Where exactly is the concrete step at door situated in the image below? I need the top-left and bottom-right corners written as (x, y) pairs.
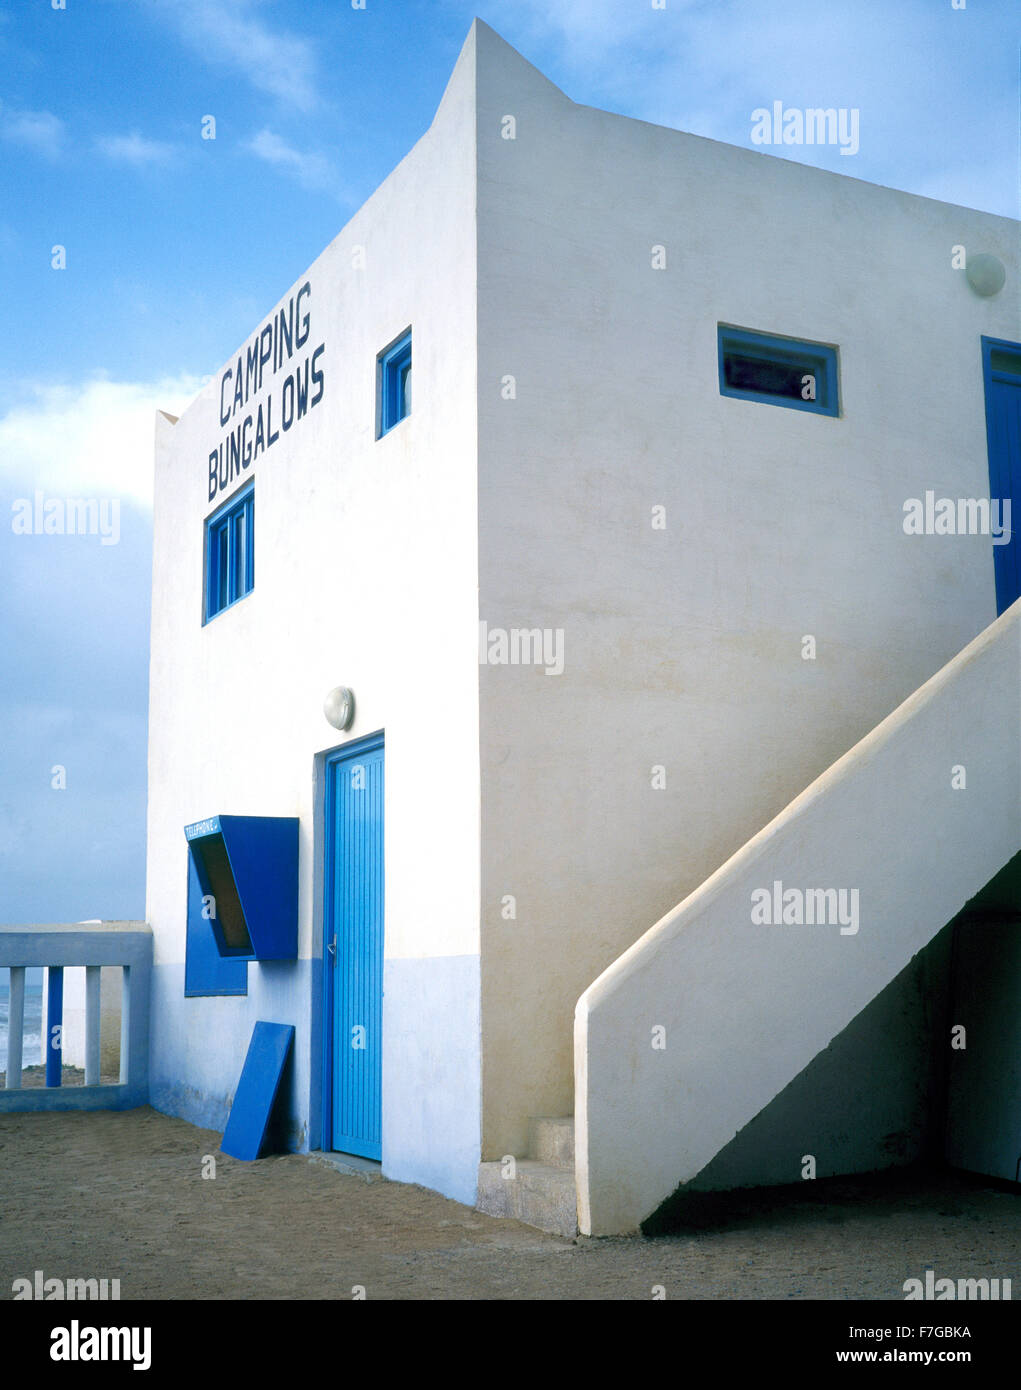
top-left (476, 1158), bottom-right (577, 1237)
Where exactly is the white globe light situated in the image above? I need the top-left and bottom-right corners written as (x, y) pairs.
top-left (323, 686), bottom-right (354, 731)
top-left (966, 253), bottom-right (1006, 297)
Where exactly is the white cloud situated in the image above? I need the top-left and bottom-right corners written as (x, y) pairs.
top-left (506, 0), bottom-right (700, 73)
top-left (0, 102), bottom-right (64, 159)
top-left (0, 374), bottom-right (207, 508)
top-left (97, 132), bottom-right (177, 167)
top-left (486, 0), bottom-right (1014, 217)
top-left (154, 0), bottom-right (319, 114)
top-left (246, 128), bottom-right (339, 194)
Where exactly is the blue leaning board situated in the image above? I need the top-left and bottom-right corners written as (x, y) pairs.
top-left (221, 1022), bottom-right (295, 1161)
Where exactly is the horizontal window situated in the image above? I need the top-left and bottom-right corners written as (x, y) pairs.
top-left (718, 325), bottom-right (839, 416)
top-left (204, 483), bottom-right (253, 623)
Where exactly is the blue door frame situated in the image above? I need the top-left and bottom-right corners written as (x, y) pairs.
top-left (322, 732), bottom-right (384, 1159)
top-left (982, 335), bottom-right (1021, 615)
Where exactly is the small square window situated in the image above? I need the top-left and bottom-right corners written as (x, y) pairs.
top-left (204, 483), bottom-right (253, 622)
top-left (718, 325), bottom-right (839, 417)
top-left (377, 329), bottom-right (412, 437)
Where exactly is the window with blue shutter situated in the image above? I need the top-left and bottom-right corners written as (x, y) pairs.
top-left (204, 482), bottom-right (254, 622)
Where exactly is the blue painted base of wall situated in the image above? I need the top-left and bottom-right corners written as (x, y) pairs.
top-left (381, 955), bottom-right (481, 1206)
top-left (149, 952), bottom-right (481, 1207)
top-left (150, 960), bottom-right (313, 1153)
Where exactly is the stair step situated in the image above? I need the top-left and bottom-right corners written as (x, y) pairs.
top-left (528, 1115), bottom-right (575, 1168)
top-left (477, 1159), bottom-right (577, 1237)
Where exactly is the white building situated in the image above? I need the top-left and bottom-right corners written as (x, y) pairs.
top-left (147, 20), bottom-right (1020, 1236)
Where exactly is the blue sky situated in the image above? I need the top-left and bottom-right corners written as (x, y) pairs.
top-left (0, 0), bottom-right (1018, 923)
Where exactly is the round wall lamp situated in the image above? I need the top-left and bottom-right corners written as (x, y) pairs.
top-left (966, 253), bottom-right (1006, 297)
top-left (323, 686), bottom-right (355, 732)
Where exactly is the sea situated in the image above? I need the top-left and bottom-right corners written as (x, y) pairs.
top-left (0, 973), bottom-right (43, 1071)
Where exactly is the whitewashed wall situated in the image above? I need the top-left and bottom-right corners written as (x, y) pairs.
top-left (472, 22), bottom-right (1019, 1163)
top-left (147, 33), bottom-right (482, 1202)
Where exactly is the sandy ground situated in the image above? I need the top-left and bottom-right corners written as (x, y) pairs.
top-left (0, 1107), bottom-right (1018, 1300)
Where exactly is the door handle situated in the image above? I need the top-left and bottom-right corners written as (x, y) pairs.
top-left (327, 937), bottom-right (337, 958)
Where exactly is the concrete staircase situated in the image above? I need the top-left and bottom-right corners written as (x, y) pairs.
top-left (576, 600), bottom-right (1021, 1234)
top-left (476, 1117), bottom-right (577, 1236)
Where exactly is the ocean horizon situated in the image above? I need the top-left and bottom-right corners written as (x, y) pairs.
top-left (0, 981), bottom-right (44, 1071)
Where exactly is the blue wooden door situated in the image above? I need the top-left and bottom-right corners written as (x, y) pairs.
top-left (325, 735), bottom-right (384, 1159)
top-left (983, 337), bottom-right (1021, 614)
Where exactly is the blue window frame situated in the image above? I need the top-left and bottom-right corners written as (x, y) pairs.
top-left (718, 325), bottom-right (839, 417)
top-left (377, 329), bottom-right (411, 437)
top-left (981, 335), bottom-right (1021, 615)
top-left (204, 482), bottom-right (253, 622)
